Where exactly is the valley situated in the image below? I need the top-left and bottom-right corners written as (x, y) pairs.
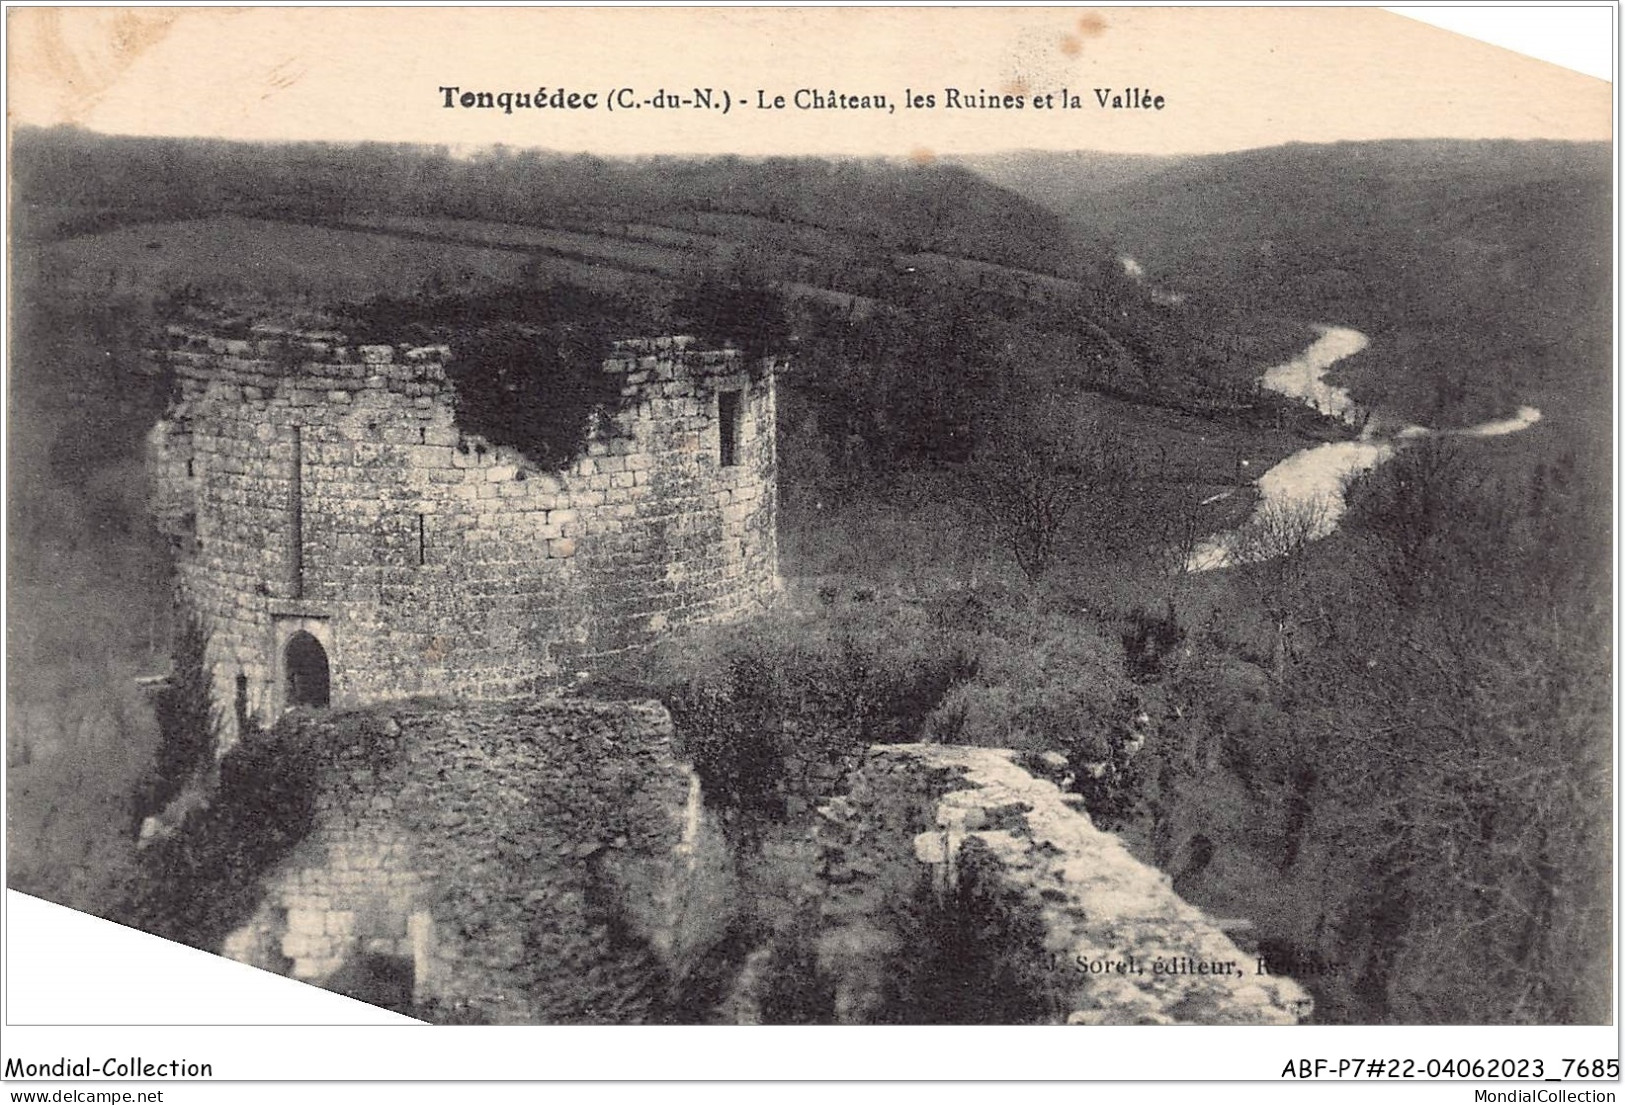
top-left (5, 128), bottom-right (1611, 1026)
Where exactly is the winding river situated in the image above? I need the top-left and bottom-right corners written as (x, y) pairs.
top-left (1111, 256), bottom-right (1543, 571)
top-left (1187, 325), bottom-right (1542, 572)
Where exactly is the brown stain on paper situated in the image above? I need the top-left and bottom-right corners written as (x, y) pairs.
top-left (1059, 12), bottom-right (1107, 59)
top-left (9, 7), bottom-right (184, 126)
top-left (1076, 13), bottom-right (1109, 39)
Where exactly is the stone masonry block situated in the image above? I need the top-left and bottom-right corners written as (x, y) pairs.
top-left (282, 932), bottom-right (334, 961)
top-left (292, 956), bottom-right (342, 981)
top-left (286, 909), bottom-right (327, 936)
top-left (358, 904), bottom-right (409, 939)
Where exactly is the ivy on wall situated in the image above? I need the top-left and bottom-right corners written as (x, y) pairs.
top-left (446, 321), bottom-right (625, 471)
top-left (132, 608), bottom-right (218, 824)
top-left (119, 722), bottom-right (321, 953)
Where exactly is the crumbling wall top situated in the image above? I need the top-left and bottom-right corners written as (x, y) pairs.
top-left (818, 743), bottom-right (1312, 1025)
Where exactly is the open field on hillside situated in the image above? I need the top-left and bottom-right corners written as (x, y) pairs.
top-left (28, 213), bottom-right (540, 304)
top-left (337, 213), bottom-right (698, 275)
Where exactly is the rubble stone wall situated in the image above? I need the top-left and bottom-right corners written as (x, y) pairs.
top-left (221, 698), bottom-right (716, 1024)
top-left (814, 744), bottom-right (1312, 1025)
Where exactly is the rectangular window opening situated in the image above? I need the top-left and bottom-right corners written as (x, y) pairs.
top-left (718, 389), bottom-right (743, 468)
top-left (234, 672), bottom-right (250, 733)
top-left (417, 513), bottom-right (427, 566)
top-left (290, 425), bottom-right (304, 599)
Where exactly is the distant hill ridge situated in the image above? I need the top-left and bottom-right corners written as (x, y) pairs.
top-left (966, 138), bottom-right (1612, 427)
top-left (11, 127), bottom-right (1103, 282)
top-left (969, 138), bottom-right (1610, 316)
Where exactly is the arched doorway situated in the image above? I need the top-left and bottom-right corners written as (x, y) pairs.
top-left (284, 630), bottom-right (331, 708)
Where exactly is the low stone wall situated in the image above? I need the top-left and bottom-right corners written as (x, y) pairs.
top-left (814, 744), bottom-right (1311, 1025)
top-left (220, 697), bottom-right (725, 1024)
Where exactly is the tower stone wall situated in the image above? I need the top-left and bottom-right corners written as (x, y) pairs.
top-left (149, 328), bottom-right (781, 737)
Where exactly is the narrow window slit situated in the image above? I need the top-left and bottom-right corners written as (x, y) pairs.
top-left (234, 672), bottom-right (249, 733)
top-left (290, 426), bottom-right (303, 598)
top-left (718, 390), bottom-right (743, 468)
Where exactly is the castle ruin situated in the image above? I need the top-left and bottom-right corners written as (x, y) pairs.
top-left (141, 318), bottom-right (1309, 1026)
top-left (149, 326), bottom-right (782, 738)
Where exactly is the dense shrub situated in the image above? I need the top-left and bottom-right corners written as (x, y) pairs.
top-left (653, 607), bottom-right (975, 837)
top-left (133, 610), bottom-right (217, 822)
top-left (119, 720), bottom-right (321, 952)
top-left (1121, 602), bottom-right (1187, 683)
top-left (879, 837), bottom-right (1065, 1024)
top-left (349, 280), bottom-right (658, 471)
top-left (1116, 441), bottom-right (1614, 1026)
top-left (447, 321), bottom-right (623, 470)
top-left (671, 272), bottom-right (790, 363)
top-left (924, 603), bottom-right (1134, 757)
top-left (755, 906), bottom-right (839, 1024)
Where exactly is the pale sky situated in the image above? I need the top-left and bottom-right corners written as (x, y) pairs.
top-left (6, 6), bottom-right (1613, 156)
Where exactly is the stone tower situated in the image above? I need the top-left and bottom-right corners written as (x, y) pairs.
top-left (149, 326), bottom-right (781, 739)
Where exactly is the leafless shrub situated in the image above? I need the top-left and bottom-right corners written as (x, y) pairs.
top-left (1225, 495), bottom-right (1334, 677)
top-left (968, 414), bottom-right (1133, 583)
top-left (1227, 494), bottom-right (1333, 569)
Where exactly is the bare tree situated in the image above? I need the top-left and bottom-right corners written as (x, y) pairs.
top-left (1227, 495), bottom-right (1333, 677)
top-left (1148, 487), bottom-right (1214, 588)
top-left (967, 414), bottom-right (1131, 583)
top-left (1228, 494), bottom-right (1331, 567)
